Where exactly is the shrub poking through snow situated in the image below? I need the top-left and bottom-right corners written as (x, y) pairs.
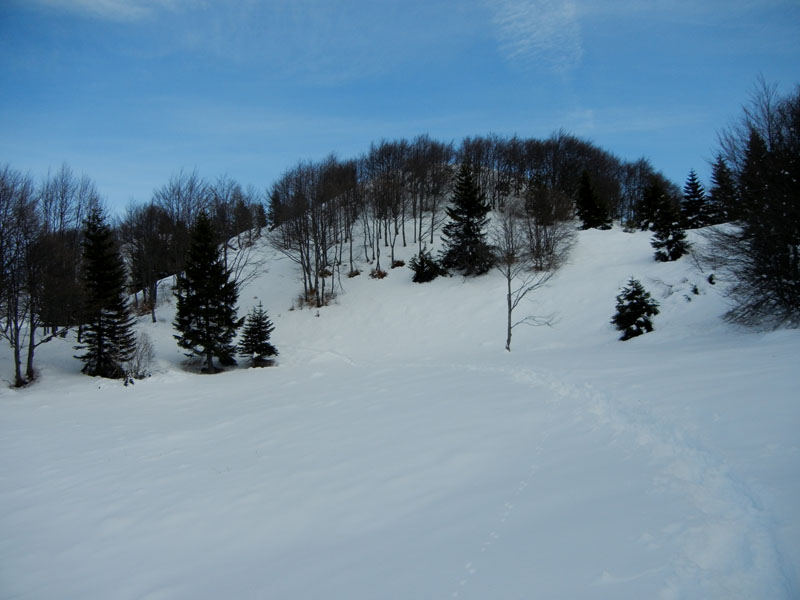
top-left (611, 277), bottom-right (660, 340)
top-left (125, 332), bottom-right (155, 380)
top-left (408, 248), bottom-right (447, 283)
top-left (370, 268), bottom-right (387, 279)
top-left (391, 259), bottom-right (405, 269)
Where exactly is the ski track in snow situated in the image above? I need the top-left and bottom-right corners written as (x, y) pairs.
top-left (426, 361), bottom-right (791, 599)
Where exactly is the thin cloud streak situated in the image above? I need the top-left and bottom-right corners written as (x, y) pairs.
top-left (490, 0), bottom-right (583, 72)
top-left (25, 0), bottom-right (194, 21)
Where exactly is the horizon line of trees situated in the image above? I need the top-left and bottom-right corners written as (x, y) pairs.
top-left (2, 77), bottom-right (799, 385)
top-left (265, 130), bottom-right (695, 307)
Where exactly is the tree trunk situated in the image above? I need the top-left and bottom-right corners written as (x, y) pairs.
top-left (13, 332), bottom-right (25, 387)
top-left (26, 321), bottom-right (36, 382)
top-left (505, 275), bottom-right (513, 352)
top-left (206, 347), bottom-right (215, 373)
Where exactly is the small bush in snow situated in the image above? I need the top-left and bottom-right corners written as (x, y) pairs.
top-left (391, 259), bottom-right (405, 269)
top-left (347, 269), bottom-right (361, 278)
top-left (370, 268), bottom-right (388, 279)
top-left (125, 332), bottom-right (155, 380)
top-left (408, 248), bottom-right (447, 283)
top-left (611, 278), bottom-right (660, 341)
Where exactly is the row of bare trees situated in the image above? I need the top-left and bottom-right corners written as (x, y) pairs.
top-left (267, 132), bottom-right (668, 307)
top-left (118, 170), bottom-right (267, 322)
top-left (1, 164), bottom-right (101, 386)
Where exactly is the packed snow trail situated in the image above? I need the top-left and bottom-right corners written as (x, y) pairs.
top-left (407, 360), bottom-right (794, 599)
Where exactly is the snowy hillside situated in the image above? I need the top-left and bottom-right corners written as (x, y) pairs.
top-left (1, 226), bottom-right (798, 599)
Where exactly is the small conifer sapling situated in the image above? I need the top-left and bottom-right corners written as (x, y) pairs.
top-left (611, 277), bottom-right (660, 341)
top-left (238, 302), bottom-right (278, 367)
top-left (408, 247), bottom-right (447, 283)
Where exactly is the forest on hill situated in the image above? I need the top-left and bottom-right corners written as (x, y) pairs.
top-left (1, 81), bottom-right (798, 385)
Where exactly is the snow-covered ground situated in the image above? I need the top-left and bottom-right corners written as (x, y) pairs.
top-left (1, 226), bottom-right (798, 599)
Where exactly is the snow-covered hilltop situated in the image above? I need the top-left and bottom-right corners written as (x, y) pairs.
top-left (1, 226), bottom-right (798, 599)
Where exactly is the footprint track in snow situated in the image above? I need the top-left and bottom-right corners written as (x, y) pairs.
top-left (450, 460), bottom-right (542, 598)
top-left (431, 361), bottom-right (792, 598)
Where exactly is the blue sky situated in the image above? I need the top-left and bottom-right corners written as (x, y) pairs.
top-left (1, 0), bottom-right (798, 213)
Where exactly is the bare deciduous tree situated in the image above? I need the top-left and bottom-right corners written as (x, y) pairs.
top-left (492, 200), bottom-right (556, 352)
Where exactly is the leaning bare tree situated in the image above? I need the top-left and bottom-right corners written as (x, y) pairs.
top-left (492, 199), bottom-right (556, 351)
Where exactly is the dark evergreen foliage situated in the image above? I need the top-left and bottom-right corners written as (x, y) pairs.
top-left (681, 169), bottom-right (709, 228)
top-left (238, 302), bottom-right (278, 367)
top-left (408, 247), bottom-right (447, 283)
top-left (611, 278), bottom-right (660, 340)
top-left (575, 171), bottom-right (612, 230)
top-left (638, 176), bottom-right (669, 231)
top-left (75, 208), bottom-right (137, 379)
top-left (440, 163), bottom-right (495, 276)
top-left (707, 155), bottom-right (738, 224)
top-left (726, 125), bottom-right (800, 325)
top-left (652, 198), bottom-right (691, 262)
top-left (173, 211), bottom-right (240, 373)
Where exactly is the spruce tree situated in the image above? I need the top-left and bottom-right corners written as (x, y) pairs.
top-left (575, 170), bottom-right (611, 230)
top-left (611, 278), bottom-right (660, 340)
top-left (238, 302), bottom-right (278, 367)
top-left (440, 163), bottom-right (494, 276)
top-left (707, 154), bottom-right (738, 224)
top-left (680, 169), bottom-right (709, 228)
top-left (408, 247), bottom-right (447, 283)
top-left (651, 198), bottom-right (690, 262)
top-left (75, 208), bottom-right (137, 379)
top-left (174, 211), bottom-right (240, 373)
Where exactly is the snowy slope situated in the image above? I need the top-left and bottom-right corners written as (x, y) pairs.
top-left (1, 226), bottom-right (798, 599)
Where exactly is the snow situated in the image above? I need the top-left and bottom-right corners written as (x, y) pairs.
top-left (1, 226), bottom-right (798, 598)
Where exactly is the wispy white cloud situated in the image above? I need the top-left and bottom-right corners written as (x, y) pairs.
top-left (560, 106), bottom-right (710, 137)
top-left (489, 0), bottom-right (583, 72)
top-left (26, 0), bottom-right (193, 22)
top-left (575, 0), bottom-right (790, 19)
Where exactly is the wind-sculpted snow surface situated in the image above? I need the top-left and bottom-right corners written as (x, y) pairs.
top-left (1, 227), bottom-right (797, 598)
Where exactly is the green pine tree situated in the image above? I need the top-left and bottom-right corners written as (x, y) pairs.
top-left (238, 302), bottom-right (278, 367)
top-left (75, 208), bottom-right (137, 379)
top-left (174, 211), bottom-right (240, 373)
top-left (707, 154), bottom-right (738, 224)
top-left (651, 198), bottom-right (691, 262)
top-left (611, 278), bottom-right (660, 340)
top-left (680, 169), bottom-right (709, 228)
top-left (440, 163), bottom-right (495, 276)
